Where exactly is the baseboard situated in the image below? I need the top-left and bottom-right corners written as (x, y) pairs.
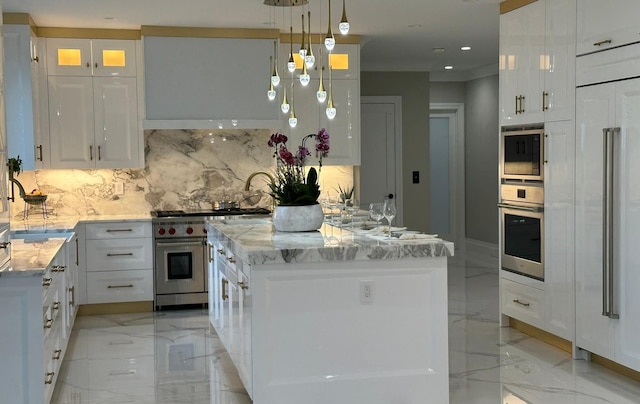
top-left (591, 354), bottom-right (640, 383)
top-left (464, 238), bottom-right (498, 266)
top-left (78, 301), bottom-right (153, 315)
top-left (509, 317), bottom-right (573, 354)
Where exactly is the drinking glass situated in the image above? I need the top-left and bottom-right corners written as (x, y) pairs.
top-left (383, 199), bottom-right (397, 238)
top-left (346, 198), bottom-right (359, 228)
top-left (322, 194), bottom-right (337, 223)
top-left (369, 203), bottom-right (384, 233)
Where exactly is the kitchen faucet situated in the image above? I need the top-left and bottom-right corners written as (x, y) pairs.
top-left (244, 171), bottom-right (275, 208)
top-left (244, 171), bottom-right (274, 191)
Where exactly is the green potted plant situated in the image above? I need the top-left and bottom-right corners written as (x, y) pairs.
top-left (267, 129), bottom-right (330, 231)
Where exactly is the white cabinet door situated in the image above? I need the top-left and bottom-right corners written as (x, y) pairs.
top-left (48, 76), bottom-right (94, 168)
top-left (613, 80), bottom-right (640, 370)
top-left (47, 38), bottom-right (136, 77)
top-left (3, 25), bottom-right (42, 170)
top-left (575, 79), bottom-right (640, 371)
top-left (499, 1), bottom-right (544, 126)
top-left (237, 264), bottom-right (252, 397)
top-left (93, 77), bottom-right (139, 168)
top-left (575, 82), bottom-right (616, 360)
top-left (577, 0), bottom-right (640, 55)
top-left (542, 120), bottom-right (575, 340)
top-left (543, 0), bottom-right (576, 122)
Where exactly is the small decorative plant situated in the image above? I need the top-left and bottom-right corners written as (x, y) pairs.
top-left (336, 184), bottom-right (354, 204)
top-left (8, 155), bottom-right (22, 178)
top-left (267, 129), bottom-right (330, 206)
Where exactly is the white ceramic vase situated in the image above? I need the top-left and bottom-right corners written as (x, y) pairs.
top-left (272, 204), bottom-right (324, 232)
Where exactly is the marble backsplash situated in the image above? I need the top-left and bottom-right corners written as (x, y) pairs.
top-left (10, 129), bottom-right (353, 219)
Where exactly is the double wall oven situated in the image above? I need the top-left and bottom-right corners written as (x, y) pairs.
top-left (499, 128), bottom-right (545, 280)
top-left (152, 208), bottom-right (269, 309)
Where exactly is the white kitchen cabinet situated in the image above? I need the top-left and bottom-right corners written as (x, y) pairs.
top-left (575, 78), bottom-right (640, 371)
top-left (48, 75), bottom-right (140, 168)
top-left (576, 0), bottom-right (640, 56)
top-left (85, 221), bottom-right (153, 304)
top-left (3, 25), bottom-right (50, 169)
top-left (46, 38), bottom-right (137, 77)
top-left (542, 119), bottom-right (575, 340)
top-left (0, 239), bottom-right (74, 404)
top-left (208, 237), bottom-right (252, 397)
top-left (499, 0), bottom-right (575, 126)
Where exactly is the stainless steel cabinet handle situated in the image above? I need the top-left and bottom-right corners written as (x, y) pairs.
top-left (89, 145), bottom-right (93, 161)
top-left (543, 134), bottom-right (548, 164)
top-left (75, 236), bottom-right (79, 266)
top-left (513, 299), bottom-right (530, 307)
top-left (520, 95), bottom-right (525, 113)
top-left (37, 145), bottom-right (43, 161)
top-left (497, 203), bottom-right (543, 213)
top-left (156, 241), bottom-right (202, 248)
top-left (53, 349), bottom-right (62, 360)
top-left (107, 284), bottom-right (134, 289)
top-left (602, 127), bottom-right (620, 320)
top-left (515, 95), bottom-right (519, 114)
top-left (98, 145), bottom-right (102, 161)
top-left (109, 370), bottom-right (136, 376)
top-left (221, 278), bottom-right (229, 301)
top-left (45, 371), bottom-right (55, 385)
top-left (542, 91), bottom-right (549, 111)
top-left (593, 39), bottom-right (612, 47)
top-left (106, 252), bottom-right (133, 257)
top-left (106, 229), bottom-right (133, 232)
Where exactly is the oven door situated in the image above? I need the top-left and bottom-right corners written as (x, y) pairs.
top-left (155, 238), bottom-right (205, 295)
top-left (499, 203), bottom-right (544, 280)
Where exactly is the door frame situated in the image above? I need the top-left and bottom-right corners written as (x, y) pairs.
top-left (429, 102), bottom-right (465, 250)
top-left (359, 96), bottom-right (404, 225)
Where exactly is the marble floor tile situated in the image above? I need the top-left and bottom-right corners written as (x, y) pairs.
top-left (51, 252), bottom-right (640, 403)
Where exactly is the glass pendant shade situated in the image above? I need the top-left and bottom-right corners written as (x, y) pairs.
top-left (339, 0), bottom-right (350, 35)
top-left (281, 87), bottom-right (290, 113)
top-left (317, 67), bottom-right (327, 103)
top-left (288, 26), bottom-right (296, 72)
top-left (271, 41), bottom-right (280, 86)
top-left (267, 81), bottom-right (277, 101)
top-left (289, 108), bottom-right (298, 127)
top-left (325, 0), bottom-right (335, 51)
top-left (326, 65), bottom-right (336, 119)
top-left (299, 63), bottom-right (310, 86)
top-left (304, 12), bottom-right (315, 68)
top-left (299, 14), bottom-right (307, 58)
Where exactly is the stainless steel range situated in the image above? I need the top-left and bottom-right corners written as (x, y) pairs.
top-left (152, 208), bottom-right (269, 309)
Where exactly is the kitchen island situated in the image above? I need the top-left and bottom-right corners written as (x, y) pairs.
top-left (206, 219), bottom-right (454, 404)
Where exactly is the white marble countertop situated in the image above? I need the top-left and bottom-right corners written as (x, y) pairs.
top-left (1, 238), bottom-right (66, 278)
top-left (207, 219), bottom-right (454, 266)
top-left (1, 213), bottom-right (152, 278)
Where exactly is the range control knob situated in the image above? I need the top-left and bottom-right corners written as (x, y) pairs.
top-left (158, 228), bottom-right (166, 235)
top-left (168, 228), bottom-right (176, 235)
top-left (186, 227), bottom-right (194, 235)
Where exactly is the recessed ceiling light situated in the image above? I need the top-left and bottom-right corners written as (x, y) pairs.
top-left (432, 47), bottom-right (446, 53)
top-left (104, 17), bottom-right (116, 20)
top-left (408, 24), bottom-right (422, 28)
top-left (461, 46), bottom-right (472, 51)
top-left (444, 65), bottom-right (454, 70)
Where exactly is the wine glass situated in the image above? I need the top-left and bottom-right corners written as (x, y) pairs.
top-left (369, 203), bottom-right (384, 234)
top-left (345, 198), bottom-right (359, 229)
top-left (383, 199), bottom-right (397, 238)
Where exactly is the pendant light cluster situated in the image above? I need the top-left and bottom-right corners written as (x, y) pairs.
top-left (264, 0), bottom-right (350, 128)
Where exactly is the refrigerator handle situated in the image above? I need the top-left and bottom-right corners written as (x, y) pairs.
top-left (609, 128), bottom-right (621, 319)
top-left (602, 128), bottom-right (610, 317)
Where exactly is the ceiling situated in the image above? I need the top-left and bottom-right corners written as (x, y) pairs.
top-left (1, 0), bottom-right (501, 80)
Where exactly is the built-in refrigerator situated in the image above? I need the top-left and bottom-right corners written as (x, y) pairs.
top-left (575, 43), bottom-right (640, 371)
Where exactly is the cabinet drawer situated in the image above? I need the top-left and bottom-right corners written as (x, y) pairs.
top-left (87, 269), bottom-right (153, 303)
top-left (86, 238), bottom-right (152, 271)
top-left (501, 278), bottom-right (544, 329)
top-left (85, 221), bottom-right (151, 239)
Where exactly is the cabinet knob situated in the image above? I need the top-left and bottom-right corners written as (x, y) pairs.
top-left (45, 371), bottom-right (55, 385)
top-left (86, 62), bottom-right (90, 68)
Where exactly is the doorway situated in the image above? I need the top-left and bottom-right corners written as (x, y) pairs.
top-left (429, 103), bottom-right (465, 249)
top-left (359, 96), bottom-right (403, 225)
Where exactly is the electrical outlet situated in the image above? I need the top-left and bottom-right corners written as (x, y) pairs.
top-left (359, 280), bottom-right (373, 303)
top-left (114, 181), bottom-right (124, 195)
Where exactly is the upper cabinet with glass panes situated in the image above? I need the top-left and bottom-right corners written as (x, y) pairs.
top-left (46, 38), bottom-right (136, 77)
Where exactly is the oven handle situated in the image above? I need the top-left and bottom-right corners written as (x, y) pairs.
top-left (497, 203), bottom-right (543, 213)
top-left (155, 241), bottom-right (204, 248)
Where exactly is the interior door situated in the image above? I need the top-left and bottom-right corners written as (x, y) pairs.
top-left (360, 97), bottom-right (402, 225)
top-left (429, 114), bottom-right (454, 242)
